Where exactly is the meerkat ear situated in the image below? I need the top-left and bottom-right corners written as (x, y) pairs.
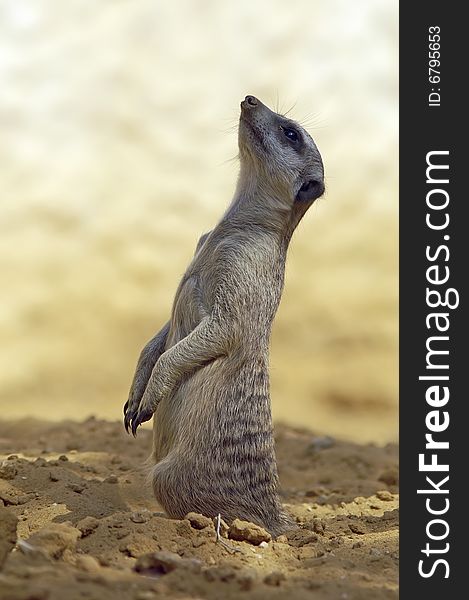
top-left (295, 179), bottom-right (325, 203)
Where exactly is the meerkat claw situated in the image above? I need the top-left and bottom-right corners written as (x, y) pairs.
top-left (124, 412), bottom-right (131, 434)
top-left (123, 402), bottom-right (138, 435)
top-left (131, 405), bottom-right (154, 436)
top-left (123, 399), bottom-right (134, 433)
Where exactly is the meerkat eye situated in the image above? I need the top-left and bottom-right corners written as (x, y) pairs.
top-left (283, 128), bottom-right (299, 143)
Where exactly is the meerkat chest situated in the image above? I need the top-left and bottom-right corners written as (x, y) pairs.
top-left (215, 237), bottom-right (286, 319)
top-left (174, 235), bottom-right (286, 336)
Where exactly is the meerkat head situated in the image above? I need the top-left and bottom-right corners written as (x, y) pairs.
top-left (238, 95), bottom-right (325, 207)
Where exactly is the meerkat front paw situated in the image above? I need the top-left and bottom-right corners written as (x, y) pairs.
top-left (124, 364), bottom-right (153, 434)
top-left (124, 394), bottom-right (152, 437)
top-left (123, 392), bottom-right (142, 435)
top-left (125, 365), bottom-right (174, 436)
top-left (128, 383), bottom-right (168, 436)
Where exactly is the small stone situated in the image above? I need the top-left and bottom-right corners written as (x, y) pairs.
top-left (306, 518), bottom-right (326, 535)
top-left (0, 493), bottom-right (16, 507)
top-left (75, 555), bottom-right (101, 572)
top-left (349, 523), bottom-right (366, 535)
top-left (104, 475), bottom-right (118, 484)
top-left (116, 530), bottom-right (130, 540)
top-left (130, 511), bottom-right (150, 524)
top-left (67, 482), bottom-right (86, 494)
top-left (134, 551), bottom-right (201, 575)
top-left (259, 541), bottom-right (268, 548)
top-left (0, 462), bottom-right (17, 480)
top-left (185, 512), bottom-right (214, 530)
top-left (34, 458), bottom-right (47, 467)
top-left (49, 472), bottom-right (60, 482)
top-left (330, 536), bottom-right (344, 547)
top-left (58, 455), bottom-right (69, 462)
top-left (264, 571), bottom-right (286, 586)
top-left (24, 494), bottom-right (35, 505)
top-left (352, 541), bottom-right (364, 549)
top-left (192, 537), bottom-right (207, 548)
top-left (308, 435), bottom-right (335, 451)
top-left (26, 523), bottom-right (81, 559)
top-left (275, 534), bottom-right (288, 543)
top-left (176, 520), bottom-right (192, 537)
top-left (376, 490), bottom-right (393, 501)
top-left (228, 519), bottom-right (271, 545)
top-left (285, 529), bottom-right (318, 548)
top-left (77, 516), bottom-right (99, 537)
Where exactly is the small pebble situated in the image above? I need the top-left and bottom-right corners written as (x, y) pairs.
top-left (104, 475), bottom-right (118, 484)
top-left (185, 512), bottom-right (214, 530)
top-left (75, 555), bottom-right (101, 573)
top-left (68, 482), bottom-right (86, 494)
top-left (308, 436), bottom-right (335, 451)
top-left (77, 516), bottom-right (99, 537)
top-left (349, 523), bottom-right (366, 535)
top-left (130, 511), bottom-right (150, 524)
top-left (228, 519), bottom-right (271, 545)
top-left (134, 551), bottom-right (201, 575)
top-left (376, 490), bottom-right (393, 501)
top-left (264, 571), bottom-right (285, 586)
top-left (276, 534), bottom-right (288, 543)
top-left (0, 463), bottom-right (17, 480)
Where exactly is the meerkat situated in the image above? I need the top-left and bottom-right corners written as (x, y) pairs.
top-left (124, 95), bottom-right (325, 536)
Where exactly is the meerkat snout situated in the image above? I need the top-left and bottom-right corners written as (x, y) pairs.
top-left (239, 95), bottom-right (325, 205)
top-left (243, 95), bottom-right (258, 107)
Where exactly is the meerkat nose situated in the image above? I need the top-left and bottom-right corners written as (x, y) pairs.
top-left (241, 95), bottom-right (259, 110)
top-left (245, 95), bottom-right (258, 106)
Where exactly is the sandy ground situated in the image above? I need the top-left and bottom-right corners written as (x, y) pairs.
top-left (0, 418), bottom-right (398, 600)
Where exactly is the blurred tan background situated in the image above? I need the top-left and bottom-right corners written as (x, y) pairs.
top-left (0, 0), bottom-right (397, 443)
